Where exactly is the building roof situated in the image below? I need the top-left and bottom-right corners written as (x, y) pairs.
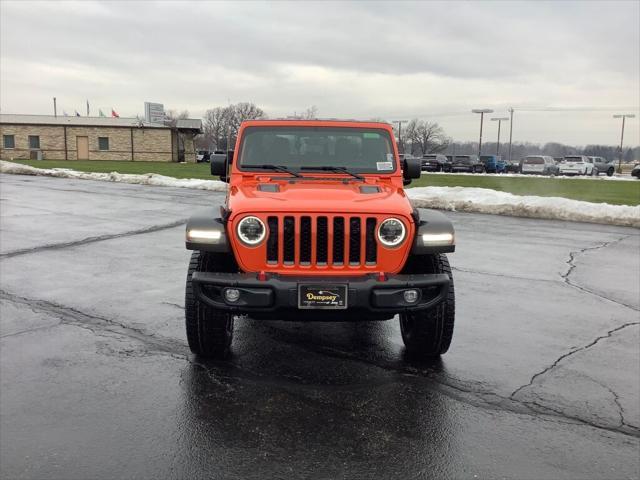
top-left (0, 114), bottom-right (168, 128)
top-left (175, 118), bottom-right (203, 132)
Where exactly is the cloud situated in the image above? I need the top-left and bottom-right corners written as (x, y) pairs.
top-left (1, 0), bottom-right (638, 145)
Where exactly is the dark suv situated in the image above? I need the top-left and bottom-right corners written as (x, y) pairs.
top-left (450, 155), bottom-right (484, 173)
top-left (421, 154), bottom-right (449, 172)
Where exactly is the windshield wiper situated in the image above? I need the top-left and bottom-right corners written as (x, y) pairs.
top-left (243, 164), bottom-right (303, 178)
top-left (300, 166), bottom-right (364, 180)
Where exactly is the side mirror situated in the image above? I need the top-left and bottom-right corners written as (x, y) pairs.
top-left (403, 157), bottom-right (422, 184)
top-left (210, 150), bottom-right (235, 182)
top-left (210, 153), bottom-right (227, 181)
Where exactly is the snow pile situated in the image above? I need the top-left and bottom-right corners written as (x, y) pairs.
top-left (0, 160), bottom-right (228, 192)
top-left (422, 171), bottom-right (637, 181)
top-left (407, 186), bottom-right (640, 228)
top-left (2, 160), bottom-right (638, 227)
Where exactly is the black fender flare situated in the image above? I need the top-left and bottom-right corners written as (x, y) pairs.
top-left (411, 208), bottom-right (455, 254)
top-left (185, 208), bottom-right (230, 252)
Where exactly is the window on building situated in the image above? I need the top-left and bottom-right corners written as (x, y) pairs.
top-left (28, 135), bottom-right (40, 149)
top-left (3, 135), bottom-right (15, 149)
top-left (98, 137), bottom-right (110, 151)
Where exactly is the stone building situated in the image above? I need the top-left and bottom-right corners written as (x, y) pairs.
top-left (0, 114), bottom-right (202, 162)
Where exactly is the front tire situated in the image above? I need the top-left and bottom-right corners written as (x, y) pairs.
top-left (607, 168), bottom-right (614, 177)
top-left (399, 254), bottom-right (455, 357)
top-left (185, 251), bottom-right (238, 359)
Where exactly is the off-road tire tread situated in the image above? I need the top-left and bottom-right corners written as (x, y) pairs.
top-left (400, 254), bottom-right (455, 357)
top-left (185, 251), bottom-right (238, 358)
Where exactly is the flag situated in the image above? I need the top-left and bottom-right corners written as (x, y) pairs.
top-left (99, 109), bottom-right (105, 117)
top-left (111, 109), bottom-right (119, 118)
top-left (63, 111), bottom-right (69, 117)
top-left (75, 110), bottom-right (81, 117)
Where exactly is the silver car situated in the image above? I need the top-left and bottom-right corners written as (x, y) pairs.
top-left (521, 156), bottom-right (559, 175)
top-left (588, 156), bottom-right (616, 177)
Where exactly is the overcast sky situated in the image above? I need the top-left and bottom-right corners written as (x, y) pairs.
top-left (1, 0), bottom-right (639, 146)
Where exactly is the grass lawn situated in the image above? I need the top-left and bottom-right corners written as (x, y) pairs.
top-left (7, 159), bottom-right (640, 206)
top-left (410, 174), bottom-right (640, 206)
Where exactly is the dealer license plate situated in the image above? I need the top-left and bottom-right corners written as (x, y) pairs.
top-left (298, 284), bottom-right (348, 309)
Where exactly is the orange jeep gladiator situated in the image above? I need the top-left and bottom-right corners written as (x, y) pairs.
top-left (185, 119), bottom-right (455, 358)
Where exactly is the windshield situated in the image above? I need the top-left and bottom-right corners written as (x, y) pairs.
top-left (238, 126), bottom-right (396, 173)
top-left (453, 156), bottom-right (473, 164)
top-left (525, 157), bottom-right (544, 164)
top-left (564, 156), bottom-right (584, 163)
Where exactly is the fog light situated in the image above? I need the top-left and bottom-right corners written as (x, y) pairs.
top-left (224, 288), bottom-right (240, 303)
top-left (403, 289), bottom-right (420, 304)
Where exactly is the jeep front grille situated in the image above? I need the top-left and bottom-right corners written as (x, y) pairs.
top-left (266, 215), bottom-right (378, 267)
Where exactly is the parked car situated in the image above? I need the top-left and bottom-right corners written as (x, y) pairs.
top-left (185, 119), bottom-right (456, 358)
top-left (481, 155), bottom-right (507, 173)
top-left (559, 155), bottom-right (595, 176)
top-left (588, 156), bottom-right (615, 177)
top-left (505, 159), bottom-right (521, 173)
top-left (632, 164), bottom-right (640, 179)
top-left (450, 155), bottom-right (484, 173)
top-left (196, 150), bottom-right (211, 163)
top-left (421, 154), bottom-right (449, 172)
top-left (521, 156), bottom-right (559, 175)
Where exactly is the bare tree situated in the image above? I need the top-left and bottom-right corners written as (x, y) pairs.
top-left (404, 119), bottom-right (448, 155)
top-left (290, 106), bottom-right (319, 119)
top-left (164, 109), bottom-right (189, 128)
top-left (202, 102), bottom-right (266, 150)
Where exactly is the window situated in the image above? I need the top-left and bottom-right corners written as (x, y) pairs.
top-left (238, 127), bottom-right (396, 173)
top-left (28, 135), bottom-right (40, 149)
top-left (3, 135), bottom-right (15, 149)
top-left (98, 137), bottom-right (110, 151)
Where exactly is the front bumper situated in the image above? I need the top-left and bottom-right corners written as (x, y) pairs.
top-left (191, 271), bottom-right (450, 321)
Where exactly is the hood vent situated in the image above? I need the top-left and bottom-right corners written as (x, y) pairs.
top-left (258, 184), bottom-right (279, 192)
top-left (359, 186), bottom-right (380, 194)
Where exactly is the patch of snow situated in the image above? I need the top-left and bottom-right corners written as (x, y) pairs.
top-left (407, 186), bottom-right (640, 228)
top-left (0, 160), bottom-right (228, 192)
top-left (421, 171), bottom-right (637, 181)
top-left (2, 160), bottom-right (637, 227)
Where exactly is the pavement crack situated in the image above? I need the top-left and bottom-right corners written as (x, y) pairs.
top-left (0, 322), bottom-right (62, 338)
top-left (0, 289), bottom-right (187, 355)
top-left (560, 235), bottom-right (639, 311)
top-left (0, 219), bottom-right (187, 259)
top-left (509, 321), bottom-right (640, 401)
top-left (451, 266), bottom-right (557, 283)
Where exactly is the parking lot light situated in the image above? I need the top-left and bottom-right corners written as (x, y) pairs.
top-left (472, 109), bottom-right (494, 157)
top-left (491, 117), bottom-right (509, 156)
top-left (613, 114), bottom-right (636, 174)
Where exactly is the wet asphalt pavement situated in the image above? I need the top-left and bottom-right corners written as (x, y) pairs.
top-left (1, 174), bottom-right (639, 480)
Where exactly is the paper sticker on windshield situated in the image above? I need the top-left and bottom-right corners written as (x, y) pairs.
top-left (377, 161), bottom-right (393, 171)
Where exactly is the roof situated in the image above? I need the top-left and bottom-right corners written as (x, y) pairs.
top-left (0, 114), bottom-right (168, 128)
top-left (240, 119), bottom-right (394, 130)
top-left (175, 118), bottom-right (202, 132)
top-left (251, 118), bottom-right (392, 125)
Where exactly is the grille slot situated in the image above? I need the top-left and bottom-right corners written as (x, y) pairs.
top-left (283, 216), bottom-right (295, 264)
top-left (365, 218), bottom-right (377, 264)
top-left (263, 215), bottom-right (378, 268)
top-left (333, 217), bottom-right (345, 265)
top-left (300, 217), bottom-right (312, 264)
top-left (267, 216), bottom-right (278, 263)
top-left (349, 217), bottom-right (361, 265)
top-left (316, 217), bottom-right (328, 264)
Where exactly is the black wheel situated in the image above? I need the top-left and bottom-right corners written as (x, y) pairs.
top-left (185, 251), bottom-right (238, 359)
top-left (399, 254), bottom-right (455, 357)
top-left (607, 168), bottom-right (614, 177)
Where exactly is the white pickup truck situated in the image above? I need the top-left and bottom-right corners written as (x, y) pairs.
top-left (559, 155), bottom-right (595, 176)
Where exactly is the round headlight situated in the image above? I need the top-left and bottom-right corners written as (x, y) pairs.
top-left (237, 216), bottom-right (266, 245)
top-left (377, 218), bottom-right (406, 247)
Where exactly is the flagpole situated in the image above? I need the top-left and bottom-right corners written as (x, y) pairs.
top-left (86, 100), bottom-right (90, 117)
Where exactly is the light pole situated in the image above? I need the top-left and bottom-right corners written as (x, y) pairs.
top-left (393, 120), bottom-right (408, 153)
top-left (491, 117), bottom-right (509, 156)
top-left (507, 107), bottom-right (514, 162)
top-left (613, 114), bottom-right (635, 173)
top-left (472, 109), bottom-right (493, 157)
